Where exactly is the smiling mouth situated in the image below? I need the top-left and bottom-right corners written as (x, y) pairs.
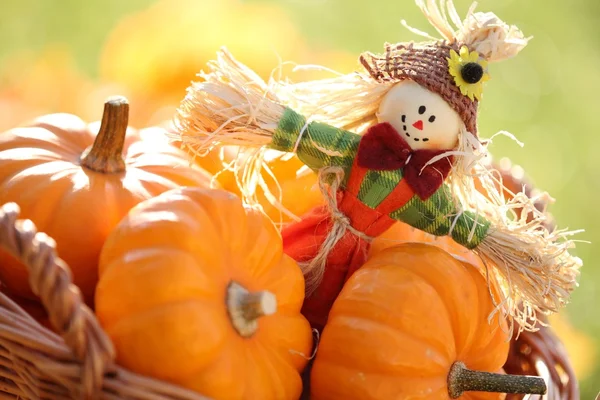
top-left (402, 124), bottom-right (429, 142)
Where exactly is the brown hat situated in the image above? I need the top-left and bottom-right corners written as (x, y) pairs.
top-left (359, 41), bottom-right (479, 136)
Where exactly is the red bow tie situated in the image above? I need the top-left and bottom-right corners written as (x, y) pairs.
top-left (356, 122), bottom-right (454, 200)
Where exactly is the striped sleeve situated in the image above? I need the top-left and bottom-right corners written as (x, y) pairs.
top-left (390, 184), bottom-right (491, 249)
top-left (270, 107), bottom-right (360, 172)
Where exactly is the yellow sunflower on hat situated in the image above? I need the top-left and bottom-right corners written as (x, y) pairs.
top-left (448, 45), bottom-right (490, 101)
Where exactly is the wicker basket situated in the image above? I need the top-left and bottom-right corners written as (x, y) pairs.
top-left (0, 201), bottom-right (579, 399)
top-left (504, 319), bottom-right (579, 400)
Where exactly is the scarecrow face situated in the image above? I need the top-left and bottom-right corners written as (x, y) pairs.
top-left (377, 80), bottom-right (461, 150)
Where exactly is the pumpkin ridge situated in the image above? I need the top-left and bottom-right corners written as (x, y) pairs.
top-left (97, 249), bottom-right (223, 325)
top-left (407, 258), bottom-right (480, 359)
top-left (105, 299), bottom-right (227, 382)
top-left (252, 256), bottom-right (306, 314)
top-left (248, 338), bottom-right (298, 399)
top-left (1, 163), bottom-right (79, 227)
top-left (104, 299), bottom-right (228, 355)
top-left (320, 315), bottom-right (451, 376)
top-left (365, 245), bottom-right (480, 357)
top-left (455, 269), bottom-right (510, 371)
top-left (311, 362), bottom-right (447, 399)
top-left (1, 127), bottom-right (85, 156)
top-left (335, 267), bottom-right (456, 363)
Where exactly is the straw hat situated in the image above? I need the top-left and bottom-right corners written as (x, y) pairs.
top-left (359, 0), bottom-right (531, 136)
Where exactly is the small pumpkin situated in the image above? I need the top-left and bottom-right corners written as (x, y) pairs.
top-left (178, 141), bottom-right (323, 225)
top-left (253, 151), bottom-right (322, 225)
top-left (95, 187), bottom-right (313, 400)
top-left (311, 243), bottom-right (546, 399)
top-left (0, 96), bottom-right (213, 306)
top-left (369, 222), bottom-right (483, 267)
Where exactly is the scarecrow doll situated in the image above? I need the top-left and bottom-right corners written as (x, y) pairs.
top-left (174, 0), bottom-right (582, 333)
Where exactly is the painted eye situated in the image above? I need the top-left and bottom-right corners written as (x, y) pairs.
top-left (429, 115), bottom-right (436, 123)
top-left (418, 105), bottom-right (426, 114)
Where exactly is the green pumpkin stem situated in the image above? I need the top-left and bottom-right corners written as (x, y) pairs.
top-left (226, 281), bottom-right (277, 338)
top-left (447, 361), bottom-right (547, 398)
top-left (80, 96), bottom-right (129, 173)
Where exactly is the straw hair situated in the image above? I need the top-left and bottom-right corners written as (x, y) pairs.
top-left (411, 0), bottom-right (531, 62)
top-left (174, 48), bottom-right (286, 155)
top-left (0, 202), bottom-right (211, 400)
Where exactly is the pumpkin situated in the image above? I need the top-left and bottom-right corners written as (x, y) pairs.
top-left (0, 96), bottom-right (213, 306)
top-left (252, 151), bottom-right (322, 225)
top-left (311, 243), bottom-right (547, 400)
top-left (174, 139), bottom-right (323, 225)
top-left (369, 222), bottom-right (483, 267)
top-left (95, 187), bottom-right (313, 400)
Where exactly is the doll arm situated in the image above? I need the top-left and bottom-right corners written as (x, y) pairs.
top-left (269, 107), bottom-right (361, 172)
top-left (390, 184), bottom-right (491, 249)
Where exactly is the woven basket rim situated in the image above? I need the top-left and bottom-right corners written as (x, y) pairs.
top-left (0, 201), bottom-right (578, 400)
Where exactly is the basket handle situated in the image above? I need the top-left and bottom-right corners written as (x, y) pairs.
top-left (0, 202), bottom-right (115, 398)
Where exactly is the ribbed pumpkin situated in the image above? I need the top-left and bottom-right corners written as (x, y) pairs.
top-left (0, 96), bottom-right (213, 306)
top-left (311, 243), bottom-right (546, 399)
top-left (95, 187), bottom-right (313, 400)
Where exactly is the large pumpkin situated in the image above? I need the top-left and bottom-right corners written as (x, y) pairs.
top-left (95, 187), bottom-right (313, 400)
top-left (0, 96), bottom-right (213, 306)
top-left (369, 221), bottom-right (483, 267)
top-left (311, 243), bottom-right (546, 399)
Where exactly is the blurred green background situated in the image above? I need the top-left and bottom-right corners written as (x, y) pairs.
top-left (1, 0), bottom-right (598, 397)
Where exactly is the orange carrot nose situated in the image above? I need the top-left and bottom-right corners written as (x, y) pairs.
top-left (412, 120), bottom-right (424, 130)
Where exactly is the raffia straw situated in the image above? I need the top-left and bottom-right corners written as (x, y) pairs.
top-left (173, 47), bottom-right (286, 156)
top-left (475, 218), bottom-right (582, 335)
top-left (0, 202), bottom-right (211, 400)
top-left (300, 167), bottom-right (373, 294)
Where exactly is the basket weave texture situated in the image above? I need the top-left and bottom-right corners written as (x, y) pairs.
top-left (0, 201), bottom-right (579, 400)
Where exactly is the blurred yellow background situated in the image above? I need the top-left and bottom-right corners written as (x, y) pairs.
top-left (1, 0), bottom-right (598, 397)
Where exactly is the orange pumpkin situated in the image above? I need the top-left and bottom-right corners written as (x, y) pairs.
top-left (0, 96), bottom-right (213, 306)
top-left (311, 243), bottom-right (546, 399)
top-left (370, 222), bottom-right (483, 267)
top-left (178, 141), bottom-right (323, 225)
top-left (95, 187), bottom-right (313, 400)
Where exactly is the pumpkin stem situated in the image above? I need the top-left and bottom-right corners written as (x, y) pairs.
top-left (447, 361), bottom-right (547, 398)
top-left (226, 281), bottom-right (277, 338)
top-left (80, 96), bottom-right (129, 173)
